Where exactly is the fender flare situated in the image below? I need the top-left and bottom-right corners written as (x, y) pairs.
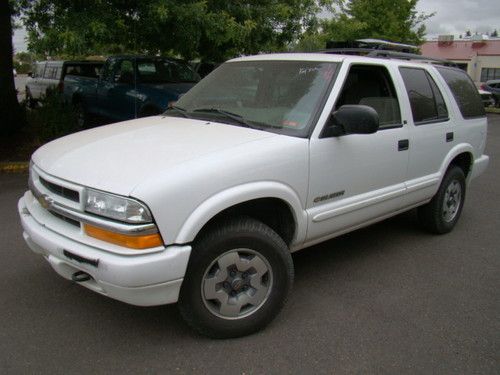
top-left (438, 143), bottom-right (474, 180)
top-left (174, 181), bottom-right (308, 247)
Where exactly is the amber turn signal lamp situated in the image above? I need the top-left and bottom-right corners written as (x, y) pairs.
top-left (84, 224), bottom-right (163, 249)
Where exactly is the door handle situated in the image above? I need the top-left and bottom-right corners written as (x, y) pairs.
top-left (446, 132), bottom-right (454, 142)
top-left (398, 139), bottom-right (409, 151)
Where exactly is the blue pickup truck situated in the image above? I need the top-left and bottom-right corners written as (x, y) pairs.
top-left (63, 55), bottom-right (200, 127)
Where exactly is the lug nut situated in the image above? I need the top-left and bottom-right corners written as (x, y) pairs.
top-left (223, 282), bottom-right (230, 289)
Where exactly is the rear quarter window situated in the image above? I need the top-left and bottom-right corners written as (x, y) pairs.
top-left (399, 67), bottom-right (448, 124)
top-left (436, 67), bottom-right (485, 119)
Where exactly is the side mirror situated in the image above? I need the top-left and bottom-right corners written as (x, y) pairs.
top-left (28, 72), bottom-right (33, 78)
top-left (322, 105), bottom-right (379, 137)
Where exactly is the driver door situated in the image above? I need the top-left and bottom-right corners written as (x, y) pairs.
top-left (97, 58), bottom-right (137, 121)
top-left (306, 63), bottom-right (410, 244)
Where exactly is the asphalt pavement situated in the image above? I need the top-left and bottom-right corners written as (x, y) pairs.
top-left (1, 115), bottom-right (499, 374)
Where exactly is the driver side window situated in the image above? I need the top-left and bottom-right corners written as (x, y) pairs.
top-left (336, 65), bottom-right (402, 129)
top-left (116, 60), bottom-right (134, 84)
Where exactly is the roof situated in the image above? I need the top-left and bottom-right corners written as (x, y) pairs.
top-left (421, 39), bottom-right (500, 60)
top-left (228, 53), bottom-right (452, 72)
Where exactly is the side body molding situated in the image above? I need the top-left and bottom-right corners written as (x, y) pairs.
top-left (174, 181), bottom-right (307, 249)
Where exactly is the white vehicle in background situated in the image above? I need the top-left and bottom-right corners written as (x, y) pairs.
top-left (25, 60), bottom-right (103, 107)
top-left (19, 51), bottom-right (488, 338)
top-left (478, 89), bottom-right (495, 107)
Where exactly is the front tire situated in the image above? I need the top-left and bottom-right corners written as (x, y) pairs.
top-left (178, 217), bottom-right (294, 338)
top-left (25, 88), bottom-right (36, 109)
top-left (73, 101), bottom-right (88, 129)
top-left (418, 166), bottom-right (466, 234)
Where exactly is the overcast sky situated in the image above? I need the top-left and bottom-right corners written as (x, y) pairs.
top-left (416, 0), bottom-right (500, 38)
top-left (12, 0), bottom-right (500, 52)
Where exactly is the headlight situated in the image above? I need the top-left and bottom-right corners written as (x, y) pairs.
top-left (84, 189), bottom-right (153, 224)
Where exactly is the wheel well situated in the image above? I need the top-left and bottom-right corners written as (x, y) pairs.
top-left (449, 152), bottom-right (472, 177)
top-left (196, 198), bottom-right (296, 246)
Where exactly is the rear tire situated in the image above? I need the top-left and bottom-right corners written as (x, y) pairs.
top-left (178, 216), bottom-right (294, 338)
top-left (418, 166), bottom-right (466, 234)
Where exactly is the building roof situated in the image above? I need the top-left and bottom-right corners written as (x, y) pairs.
top-left (421, 39), bottom-right (500, 60)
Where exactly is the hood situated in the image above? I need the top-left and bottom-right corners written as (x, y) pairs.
top-left (33, 116), bottom-right (276, 196)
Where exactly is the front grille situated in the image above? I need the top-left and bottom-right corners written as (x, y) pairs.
top-left (49, 210), bottom-right (80, 227)
top-left (39, 176), bottom-right (80, 203)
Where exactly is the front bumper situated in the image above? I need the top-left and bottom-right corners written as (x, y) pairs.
top-left (18, 195), bottom-right (191, 306)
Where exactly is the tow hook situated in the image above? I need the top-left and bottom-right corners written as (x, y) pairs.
top-left (71, 271), bottom-right (92, 283)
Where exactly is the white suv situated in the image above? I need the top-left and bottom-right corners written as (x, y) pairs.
top-left (18, 53), bottom-right (489, 338)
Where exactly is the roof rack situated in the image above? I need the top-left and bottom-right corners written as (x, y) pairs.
top-left (320, 48), bottom-right (457, 67)
top-left (320, 39), bottom-right (457, 67)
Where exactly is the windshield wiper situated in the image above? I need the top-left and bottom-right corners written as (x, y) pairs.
top-left (164, 105), bottom-right (192, 118)
top-left (191, 108), bottom-right (254, 128)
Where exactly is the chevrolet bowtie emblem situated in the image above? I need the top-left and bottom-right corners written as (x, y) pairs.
top-left (38, 194), bottom-right (53, 210)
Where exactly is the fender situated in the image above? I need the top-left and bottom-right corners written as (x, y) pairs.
top-left (438, 143), bottom-right (474, 182)
top-left (174, 181), bottom-right (308, 248)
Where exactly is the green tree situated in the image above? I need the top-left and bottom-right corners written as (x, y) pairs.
top-left (19, 0), bottom-right (334, 61)
top-left (0, 0), bottom-right (25, 136)
top-left (321, 0), bottom-right (433, 46)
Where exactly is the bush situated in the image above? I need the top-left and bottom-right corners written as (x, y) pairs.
top-left (13, 62), bottom-right (32, 74)
top-left (1, 94), bottom-right (82, 162)
top-left (26, 93), bottom-right (80, 143)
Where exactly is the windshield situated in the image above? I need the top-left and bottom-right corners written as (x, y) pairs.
top-left (137, 59), bottom-right (200, 84)
top-left (168, 60), bottom-right (338, 137)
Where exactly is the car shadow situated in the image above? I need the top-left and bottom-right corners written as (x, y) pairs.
top-left (10, 209), bottom-right (426, 342)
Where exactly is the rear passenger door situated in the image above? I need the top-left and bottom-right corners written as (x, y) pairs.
top-left (396, 66), bottom-right (453, 205)
top-left (30, 63), bottom-right (46, 99)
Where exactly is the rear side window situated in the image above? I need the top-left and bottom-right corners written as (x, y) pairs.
top-left (65, 64), bottom-right (102, 78)
top-left (399, 67), bottom-right (448, 124)
top-left (101, 58), bottom-right (119, 81)
top-left (436, 66), bottom-right (485, 119)
top-left (43, 66), bottom-right (53, 79)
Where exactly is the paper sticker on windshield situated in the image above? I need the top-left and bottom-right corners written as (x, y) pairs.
top-left (282, 120), bottom-right (300, 127)
top-left (322, 67), bottom-right (335, 81)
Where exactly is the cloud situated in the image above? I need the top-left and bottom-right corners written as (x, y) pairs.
top-left (416, 0), bottom-right (500, 37)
